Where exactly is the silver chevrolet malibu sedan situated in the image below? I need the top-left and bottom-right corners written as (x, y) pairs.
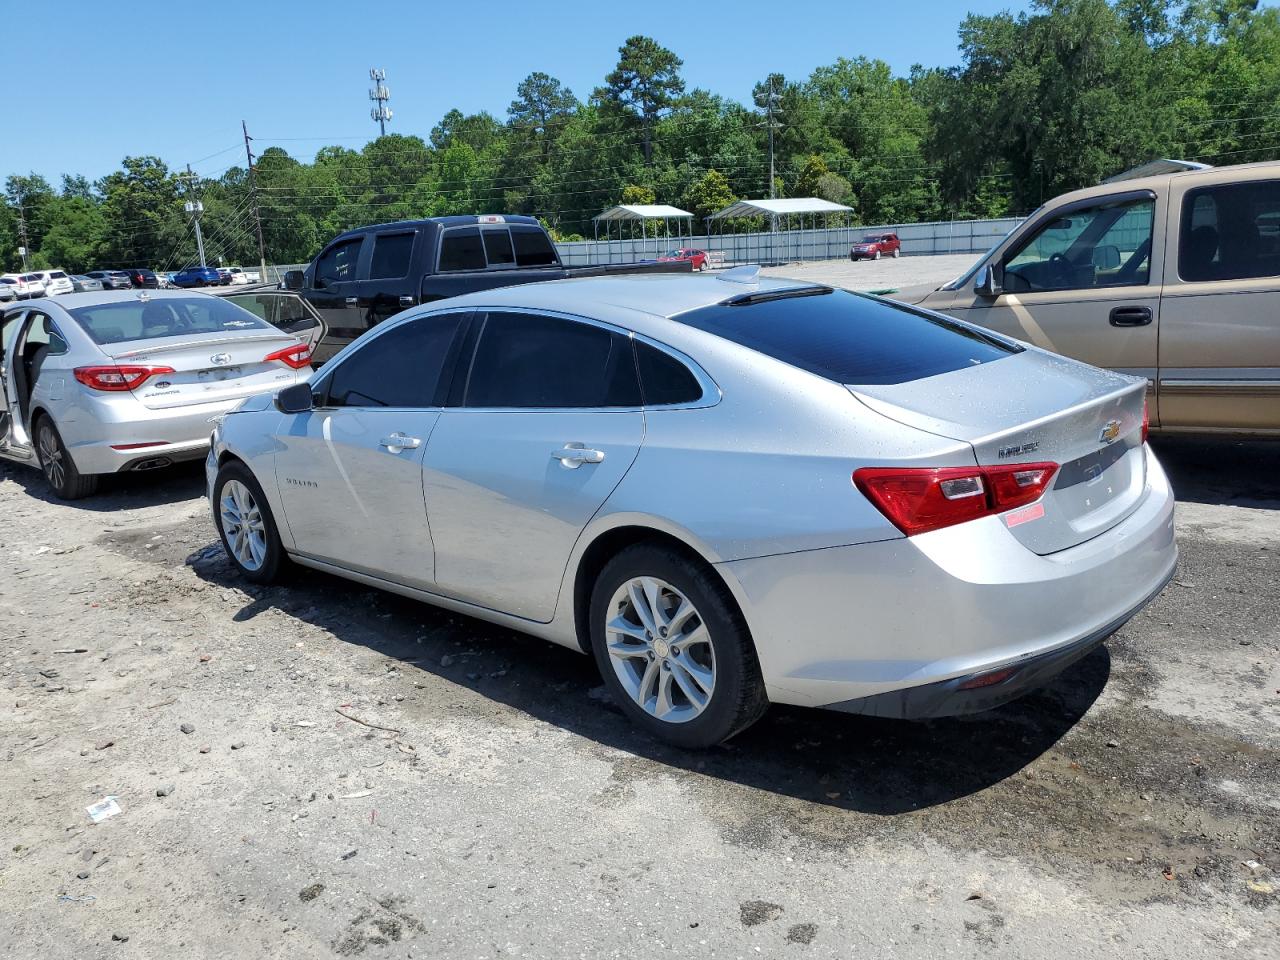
top-left (207, 270), bottom-right (1177, 747)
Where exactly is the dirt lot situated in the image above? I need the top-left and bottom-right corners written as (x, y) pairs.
top-left (1, 441), bottom-right (1278, 955)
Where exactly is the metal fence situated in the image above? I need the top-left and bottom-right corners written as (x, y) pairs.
top-left (261, 216), bottom-right (1026, 277)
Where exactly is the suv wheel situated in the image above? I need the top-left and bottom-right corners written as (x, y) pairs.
top-left (589, 544), bottom-right (768, 748)
top-left (873, 249), bottom-right (882, 260)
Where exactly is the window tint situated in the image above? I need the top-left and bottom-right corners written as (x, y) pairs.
top-left (368, 232), bottom-right (415, 279)
top-left (66, 297), bottom-right (273, 345)
top-left (463, 312), bottom-right (640, 408)
top-left (636, 341), bottom-right (702, 405)
top-left (315, 237), bottom-right (362, 283)
top-left (512, 227), bottom-right (559, 266)
top-left (1004, 198), bottom-right (1154, 292)
top-left (1179, 180), bottom-right (1280, 282)
top-left (438, 228), bottom-right (486, 271)
top-left (677, 288), bottom-right (1017, 386)
top-left (324, 313), bottom-right (463, 408)
top-left (482, 229), bottom-right (515, 267)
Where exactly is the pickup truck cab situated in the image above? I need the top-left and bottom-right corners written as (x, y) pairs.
top-left (895, 160), bottom-right (1280, 435)
top-left (286, 214), bottom-right (687, 363)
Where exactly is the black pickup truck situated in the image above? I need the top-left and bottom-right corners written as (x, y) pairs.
top-left (282, 214), bottom-right (689, 362)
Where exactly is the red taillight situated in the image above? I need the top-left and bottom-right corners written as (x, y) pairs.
top-left (264, 343), bottom-right (311, 369)
top-left (853, 461), bottom-right (1059, 537)
top-left (74, 364), bottom-right (175, 392)
top-left (1141, 399), bottom-right (1150, 444)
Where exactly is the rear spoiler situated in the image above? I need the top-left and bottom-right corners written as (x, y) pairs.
top-left (110, 333), bottom-right (295, 359)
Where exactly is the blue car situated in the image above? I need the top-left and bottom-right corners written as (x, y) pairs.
top-left (172, 266), bottom-right (223, 288)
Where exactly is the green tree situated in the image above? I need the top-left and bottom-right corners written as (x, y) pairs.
top-left (508, 72), bottom-right (577, 159)
top-left (602, 35), bottom-right (686, 164)
top-left (621, 184), bottom-right (656, 205)
top-left (682, 169), bottom-right (736, 224)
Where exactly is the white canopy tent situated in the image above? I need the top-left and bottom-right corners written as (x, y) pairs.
top-left (593, 204), bottom-right (695, 262)
top-left (707, 197), bottom-right (855, 265)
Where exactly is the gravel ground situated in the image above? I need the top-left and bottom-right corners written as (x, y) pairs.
top-left (1, 291), bottom-right (1278, 957)
top-left (762, 253), bottom-right (976, 291)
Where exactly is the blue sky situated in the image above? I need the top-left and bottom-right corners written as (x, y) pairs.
top-left (3, 0), bottom-right (1035, 185)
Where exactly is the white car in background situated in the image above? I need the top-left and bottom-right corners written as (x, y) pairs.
top-left (219, 267), bottom-right (255, 286)
top-left (32, 270), bottom-right (74, 296)
top-left (0, 278), bottom-right (16, 302)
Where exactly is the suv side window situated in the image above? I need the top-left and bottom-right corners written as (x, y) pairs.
top-left (368, 231), bottom-right (416, 279)
top-left (1004, 198), bottom-right (1155, 293)
top-left (323, 312), bottom-right (464, 408)
top-left (438, 228), bottom-right (486, 272)
top-left (1179, 180), bottom-right (1280, 282)
top-left (315, 237), bottom-right (363, 284)
top-left (462, 311), bottom-right (640, 408)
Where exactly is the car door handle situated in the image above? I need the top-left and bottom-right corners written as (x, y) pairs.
top-left (551, 443), bottom-right (605, 467)
top-left (1109, 306), bottom-right (1152, 327)
top-left (379, 433), bottom-right (422, 453)
top-left (345, 297), bottom-right (358, 305)
top-left (398, 295), bottom-right (413, 306)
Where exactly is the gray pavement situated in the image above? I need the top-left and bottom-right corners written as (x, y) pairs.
top-left (763, 253), bottom-right (977, 291)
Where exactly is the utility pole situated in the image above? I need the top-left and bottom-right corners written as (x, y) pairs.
top-left (758, 76), bottom-right (782, 200)
top-left (15, 186), bottom-right (30, 271)
top-left (183, 164), bottom-right (208, 267)
top-left (369, 68), bottom-right (392, 136)
top-left (242, 120), bottom-right (269, 283)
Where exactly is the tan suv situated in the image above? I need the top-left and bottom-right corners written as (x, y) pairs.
top-left (894, 161), bottom-right (1280, 434)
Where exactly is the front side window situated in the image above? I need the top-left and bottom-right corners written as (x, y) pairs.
top-left (368, 232), bottom-right (415, 279)
top-left (462, 312), bottom-right (640, 408)
top-left (1179, 180), bottom-right (1280, 282)
top-left (438, 228), bottom-right (486, 272)
top-left (323, 312), bottom-right (464, 408)
top-left (1004, 198), bottom-right (1155, 293)
top-left (314, 237), bottom-right (363, 284)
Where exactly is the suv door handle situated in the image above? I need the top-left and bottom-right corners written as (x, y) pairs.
top-left (398, 295), bottom-right (414, 306)
top-left (345, 297), bottom-right (358, 305)
top-left (379, 433), bottom-right (422, 453)
top-left (1109, 306), bottom-right (1152, 327)
top-left (551, 443), bottom-right (605, 467)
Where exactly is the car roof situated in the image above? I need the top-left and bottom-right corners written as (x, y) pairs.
top-left (1048, 159), bottom-right (1280, 207)
top-left (426, 270), bottom-right (823, 330)
top-left (330, 214), bottom-right (542, 244)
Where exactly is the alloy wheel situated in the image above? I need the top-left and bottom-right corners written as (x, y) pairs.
top-left (605, 576), bottom-right (716, 723)
top-left (37, 424), bottom-right (65, 490)
top-left (219, 479), bottom-right (268, 571)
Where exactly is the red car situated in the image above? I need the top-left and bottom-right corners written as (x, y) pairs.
top-left (658, 248), bottom-right (709, 271)
top-left (849, 233), bottom-right (901, 261)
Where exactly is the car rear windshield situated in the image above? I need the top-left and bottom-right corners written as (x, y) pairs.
top-left (676, 288), bottom-right (1018, 385)
top-left (66, 297), bottom-right (274, 345)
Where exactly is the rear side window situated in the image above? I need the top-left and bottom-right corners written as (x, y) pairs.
top-left (324, 312), bottom-right (464, 408)
top-left (462, 311), bottom-right (640, 408)
top-left (315, 237), bottom-right (362, 283)
top-left (482, 229), bottom-right (515, 267)
top-left (676, 288), bottom-right (1017, 386)
top-left (512, 227), bottom-right (558, 266)
top-left (66, 297), bottom-right (274, 344)
top-left (439, 228), bottom-right (486, 272)
top-left (1179, 180), bottom-right (1280, 282)
top-left (636, 341), bottom-right (702, 405)
top-left (368, 232), bottom-right (415, 279)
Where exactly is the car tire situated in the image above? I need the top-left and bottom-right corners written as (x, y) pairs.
top-left (35, 416), bottom-right (98, 500)
top-left (589, 543), bottom-right (768, 748)
top-left (893, 248), bottom-right (900, 258)
top-left (212, 460), bottom-right (288, 584)
top-left (874, 250), bottom-right (882, 260)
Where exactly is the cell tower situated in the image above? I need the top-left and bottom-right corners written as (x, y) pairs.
top-left (369, 68), bottom-right (392, 136)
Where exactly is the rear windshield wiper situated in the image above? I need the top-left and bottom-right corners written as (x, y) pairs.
top-left (722, 285), bottom-right (833, 307)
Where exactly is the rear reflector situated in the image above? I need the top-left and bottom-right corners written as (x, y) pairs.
top-left (1141, 398), bottom-right (1150, 444)
top-left (74, 364), bottom-right (176, 392)
top-left (957, 667), bottom-right (1018, 690)
top-left (264, 343), bottom-right (312, 369)
top-left (854, 461), bottom-right (1059, 536)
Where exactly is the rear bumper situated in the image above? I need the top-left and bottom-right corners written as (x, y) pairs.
top-left (720, 446), bottom-right (1177, 713)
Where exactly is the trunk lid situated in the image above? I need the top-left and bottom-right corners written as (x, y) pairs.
top-left (849, 350), bottom-right (1148, 554)
top-left (107, 332), bottom-right (304, 410)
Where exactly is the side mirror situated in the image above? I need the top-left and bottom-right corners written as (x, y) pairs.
top-left (284, 270), bottom-right (304, 291)
top-left (974, 262), bottom-right (1004, 298)
top-left (275, 381), bottom-right (314, 414)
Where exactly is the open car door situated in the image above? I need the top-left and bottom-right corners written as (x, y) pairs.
top-left (221, 291), bottom-right (326, 362)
